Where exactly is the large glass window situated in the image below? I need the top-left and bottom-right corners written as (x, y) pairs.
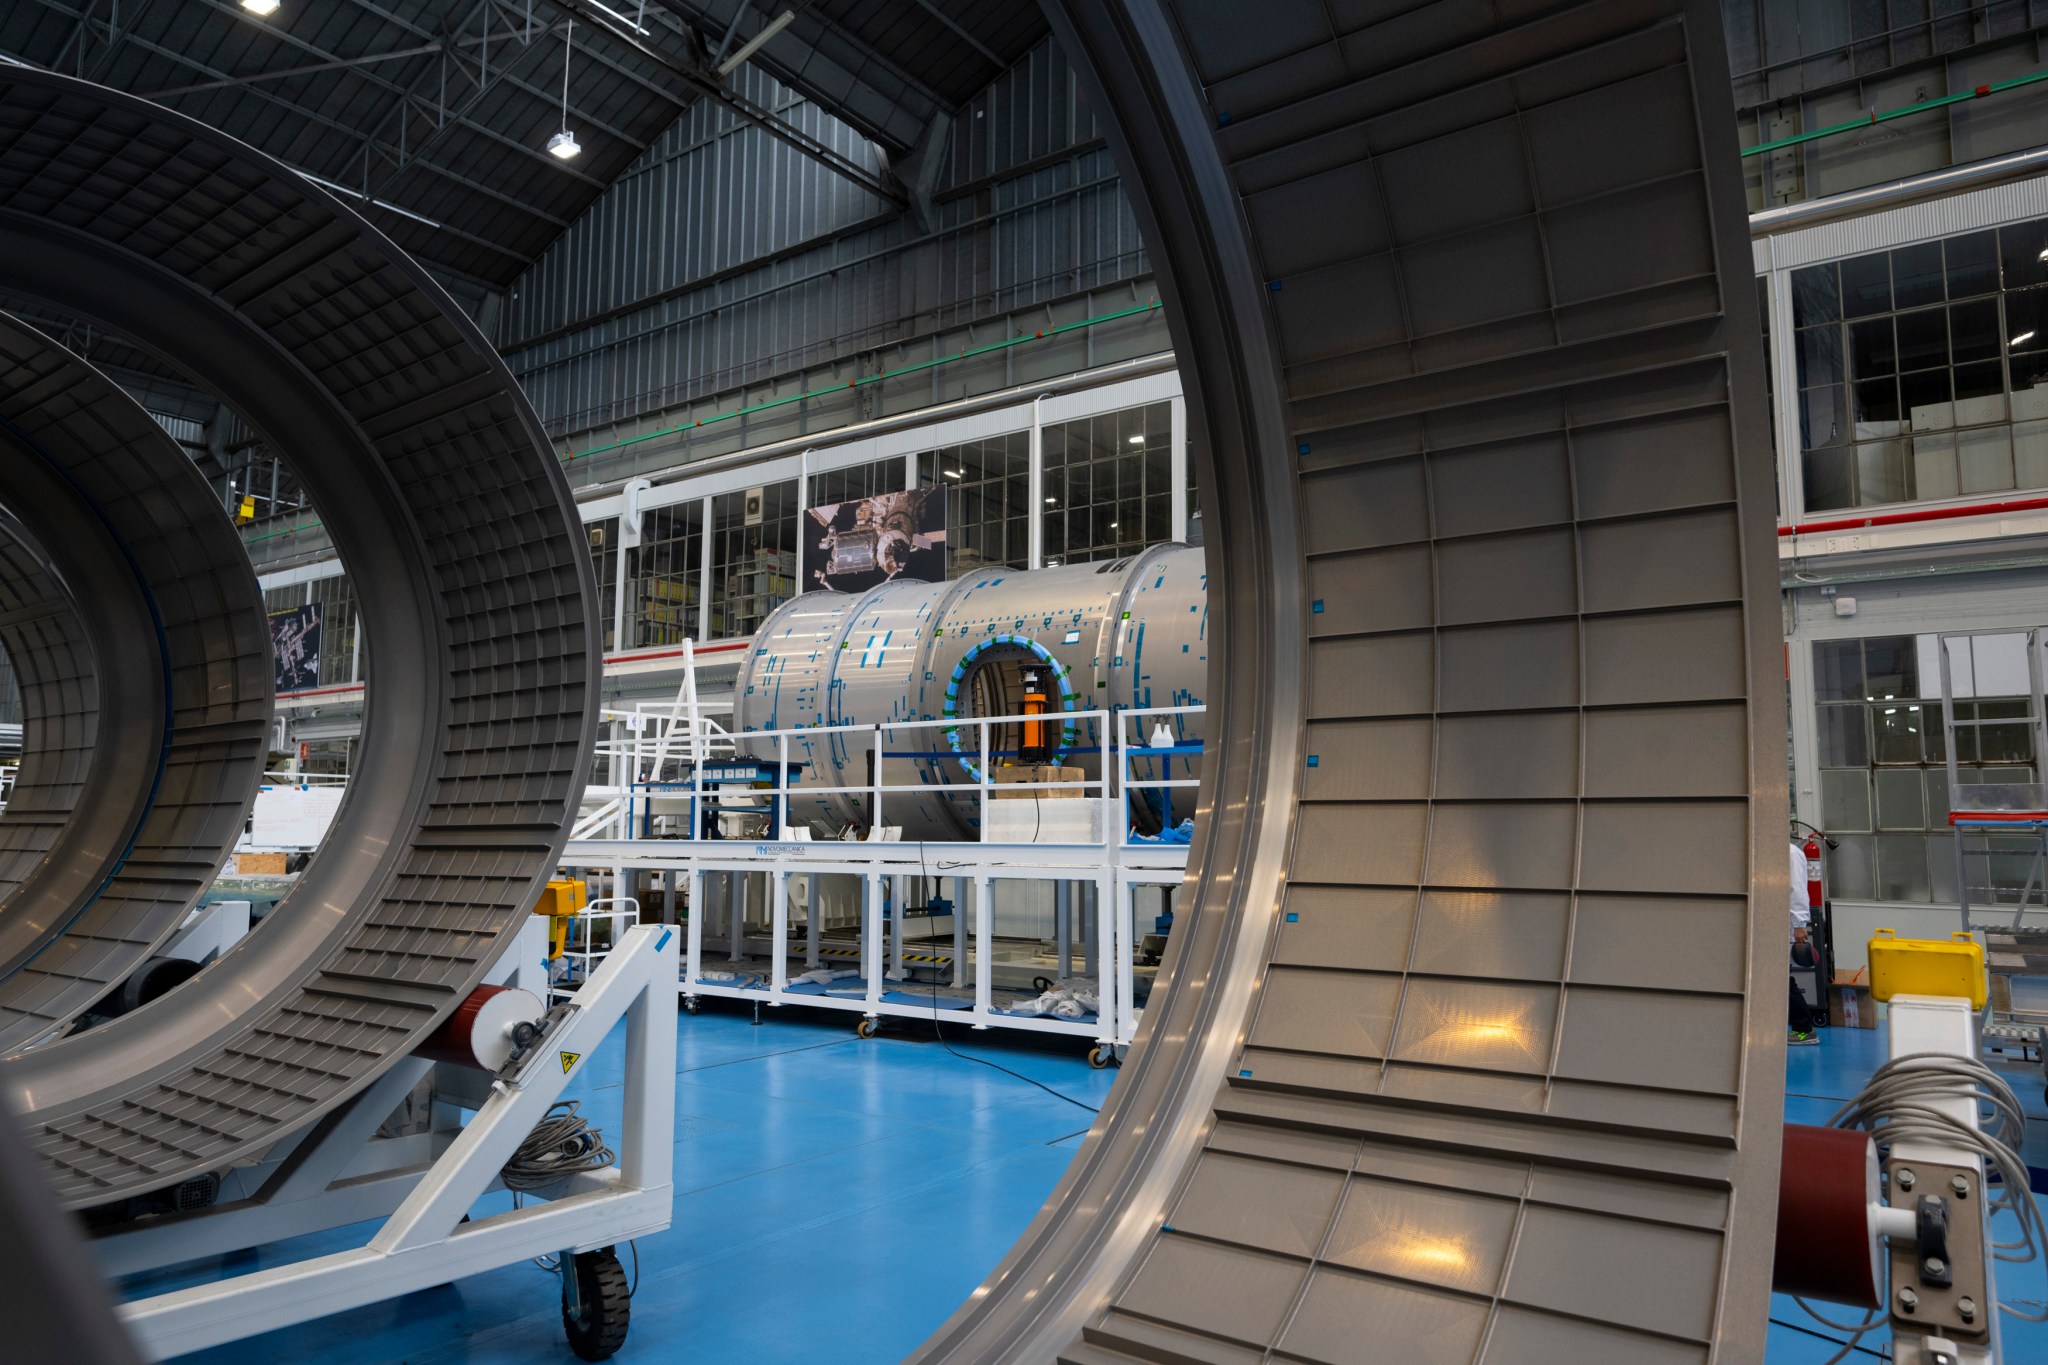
top-left (307, 574), bottom-right (358, 685)
top-left (917, 433), bottom-right (1028, 577)
top-left (1813, 633), bottom-right (2037, 905)
top-left (627, 505), bottom-right (701, 648)
top-left (588, 517), bottom-right (619, 652)
top-left (1793, 222), bottom-right (2048, 511)
top-left (710, 482), bottom-right (797, 639)
top-left (810, 456), bottom-right (908, 508)
top-left (1041, 402), bottom-right (1172, 566)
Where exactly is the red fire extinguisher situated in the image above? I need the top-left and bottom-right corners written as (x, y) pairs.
top-left (1802, 833), bottom-right (1825, 913)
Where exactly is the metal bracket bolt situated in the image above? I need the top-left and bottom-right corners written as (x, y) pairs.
top-left (1897, 1286), bottom-right (1919, 1312)
top-left (1924, 1256), bottom-right (1947, 1277)
top-left (1958, 1296), bottom-right (1977, 1322)
top-left (1950, 1174), bottom-right (1970, 1199)
top-left (1896, 1167), bottom-right (1917, 1191)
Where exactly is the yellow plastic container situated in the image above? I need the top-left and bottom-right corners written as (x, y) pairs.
top-left (1868, 928), bottom-right (1987, 1009)
top-left (534, 877), bottom-right (588, 956)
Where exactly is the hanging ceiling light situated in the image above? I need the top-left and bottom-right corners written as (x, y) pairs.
top-left (240, 0), bottom-right (282, 14)
top-left (548, 20), bottom-right (582, 160)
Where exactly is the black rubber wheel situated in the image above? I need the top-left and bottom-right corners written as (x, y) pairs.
top-left (562, 1246), bottom-right (631, 1361)
top-left (855, 1017), bottom-right (880, 1040)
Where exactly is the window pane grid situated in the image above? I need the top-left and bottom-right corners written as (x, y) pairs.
top-left (627, 507), bottom-right (700, 649)
top-left (1794, 222), bottom-right (2048, 511)
top-left (1041, 401), bottom-right (1172, 567)
top-left (1811, 634), bottom-right (2040, 905)
top-left (917, 433), bottom-right (1028, 577)
top-left (710, 483), bottom-right (797, 639)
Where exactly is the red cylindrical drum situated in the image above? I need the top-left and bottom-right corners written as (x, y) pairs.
top-left (1774, 1123), bottom-right (1882, 1306)
top-left (416, 984), bottom-right (544, 1071)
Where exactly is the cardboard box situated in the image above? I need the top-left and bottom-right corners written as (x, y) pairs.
top-left (991, 764), bottom-right (1086, 799)
top-left (1829, 967), bottom-right (1876, 1029)
top-left (234, 851), bottom-right (289, 876)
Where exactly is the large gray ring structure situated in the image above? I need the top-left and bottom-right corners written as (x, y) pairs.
top-left (0, 69), bottom-right (599, 1209)
top-left (915, 2), bottom-right (1789, 1362)
top-left (0, 315), bottom-right (271, 1052)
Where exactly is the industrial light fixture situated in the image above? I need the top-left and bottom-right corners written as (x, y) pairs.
top-left (548, 21), bottom-right (582, 161)
top-left (943, 469), bottom-right (961, 480)
top-left (240, 0), bottom-right (281, 14)
top-left (718, 9), bottom-right (796, 76)
top-left (2015, 330), bottom-right (2037, 347)
top-left (1126, 433), bottom-right (1145, 445)
top-left (1045, 496), bottom-right (1057, 504)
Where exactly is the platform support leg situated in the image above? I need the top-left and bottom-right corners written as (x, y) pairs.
top-left (769, 869), bottom-right (789, 995)
top-left (973, 874), bottom-right (994, 1030)
top-left (952, 875), bottom-right (966, 989)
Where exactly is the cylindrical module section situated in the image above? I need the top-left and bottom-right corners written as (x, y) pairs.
top-left (734, 545), bottom-right (1207, 840)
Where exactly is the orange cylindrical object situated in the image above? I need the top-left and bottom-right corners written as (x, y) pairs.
top-left (417, 984), bottom-right (517, 1070)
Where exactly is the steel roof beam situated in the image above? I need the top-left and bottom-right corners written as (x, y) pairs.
top-left (550, 0), bottom-right (906, 205)
top-left (659, 0), bottom-right (940, 150)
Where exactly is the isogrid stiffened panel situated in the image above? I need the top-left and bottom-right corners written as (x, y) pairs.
top-left (1079, 3), bottom-right (1780, 1362)
top-left (0, 71), bottom-right (597, 1206)
top-left (0, 316), bottom-right (272, 1050)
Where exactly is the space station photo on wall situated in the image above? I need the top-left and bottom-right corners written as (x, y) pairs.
top-left (801, 486), bottom-right (945, 593)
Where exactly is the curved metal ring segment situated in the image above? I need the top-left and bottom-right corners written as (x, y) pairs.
top-left (0, 69), bottom-right (599, 1209)
top-left (915, 1), bottom-right (1788, 1360)
top-left (0, 314), bottom-right (271, 1052)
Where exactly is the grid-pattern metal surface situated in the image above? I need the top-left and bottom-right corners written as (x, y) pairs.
top-left (0, 317), bottom-right (272, 1049)
top-left (914, 2), bottom-right (1786, 1362)
top-left (0, 520), bottom-right (97, 914)
top-left (0, 69), bottom-right (597, 1207)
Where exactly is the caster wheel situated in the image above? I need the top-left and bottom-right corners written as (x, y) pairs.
top-left (1088, 1044), bottom-right (1116, 1070)
top-left (684, 997), bottom-right (700, 1015)
top-left (1032, 975), bottom-right (1056, 994)
top-left (855, 1017), bottom-right (880, 1040)
top-left (562, 1246), bottom-right (631, 1361)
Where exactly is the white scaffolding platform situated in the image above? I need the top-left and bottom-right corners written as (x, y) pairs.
top-left (561, 701), bottom-right (1202, 1056)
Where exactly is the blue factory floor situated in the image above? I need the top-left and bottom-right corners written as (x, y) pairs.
top-left (129, 1007), bottom-right (2048, 1363)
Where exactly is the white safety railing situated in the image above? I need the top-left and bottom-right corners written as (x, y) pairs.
top-left (549, 896), bottom-right (640, 1005)
top-left (1114, 703), bottom-right (1206, 850)
top-left (575, 701), bottom-right (1208, 850)
top-left (260, 770), bottom-right (349, 786)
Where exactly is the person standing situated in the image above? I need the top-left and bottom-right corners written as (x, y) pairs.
top-left (1789, 840), bottom-right (1819, 1046)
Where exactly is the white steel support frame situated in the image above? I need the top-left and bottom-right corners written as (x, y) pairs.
top-left (114, 924), bottom-right (680, 1362)
top-left (569, 702), bottom-right (1201, 1049)
top-left (1884, 995), bottom-right (2002, 1365)
top-left (639, 844), bottom-right (1135, 1045)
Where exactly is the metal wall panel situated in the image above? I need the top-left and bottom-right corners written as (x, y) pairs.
top-left (500, 43), bottom-right (1152, 449)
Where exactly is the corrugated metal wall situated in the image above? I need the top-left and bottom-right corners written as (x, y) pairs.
top-left (500, 40), bottom-right (1153, 446)
top-left (1723, 0), bottom-right (2048, 209)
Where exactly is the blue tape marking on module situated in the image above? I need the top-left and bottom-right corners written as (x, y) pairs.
top-left (1285, 912), bottom-right (1298, 922)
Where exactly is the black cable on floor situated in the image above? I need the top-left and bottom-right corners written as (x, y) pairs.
top-left (1766, 1316), bottom-right (1889, 1360)
top-left (909, 849), bottom-right (1101, 1116)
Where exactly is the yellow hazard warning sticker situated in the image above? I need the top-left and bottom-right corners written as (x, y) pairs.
top-left (560, 1051), bottom-right (580, 1074)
